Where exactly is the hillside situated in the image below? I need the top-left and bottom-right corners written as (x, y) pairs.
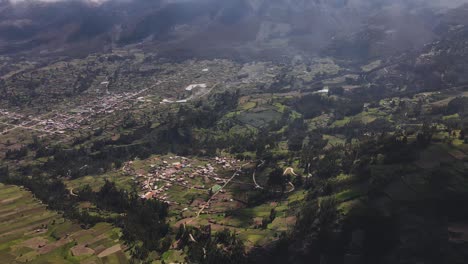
top-left (0, 183), bottom-right (129, 263)
top-left (1, 0), bottom-right (468, 264)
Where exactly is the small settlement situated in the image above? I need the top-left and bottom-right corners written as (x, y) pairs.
top-left (121, 156), bottom-right (240, 206)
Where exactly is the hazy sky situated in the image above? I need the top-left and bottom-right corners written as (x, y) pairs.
top-left (6, 0), bottom-right (468, 11)
top-left (7, 0), bottom-right (108, 3)
top-left (6, 0), bottom-right (468, 4)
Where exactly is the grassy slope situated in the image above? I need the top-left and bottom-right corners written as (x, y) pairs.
top-left (0, 184), bottom-right (129, 263)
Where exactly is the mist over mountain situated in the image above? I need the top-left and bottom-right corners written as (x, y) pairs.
top-left (1, 0), bottom-right (467, 60)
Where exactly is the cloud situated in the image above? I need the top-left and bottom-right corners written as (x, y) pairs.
top-left (7, 0), bottom-right (109, 4)
top-left (430, 0), bottom-right (468, 8)
top-left (6, 0), bottom-right (468, 9)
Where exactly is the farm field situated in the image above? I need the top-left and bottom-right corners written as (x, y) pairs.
top-left (0, 183), bottom-right (129, 264)
top-left (65, 154), bottom-right (307, 250)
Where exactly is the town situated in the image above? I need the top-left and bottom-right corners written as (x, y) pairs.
top-left (0, 88), bottom-right (151, 136)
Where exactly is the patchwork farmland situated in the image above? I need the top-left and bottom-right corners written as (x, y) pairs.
top-left (0, 183), bottom-right (129, 263)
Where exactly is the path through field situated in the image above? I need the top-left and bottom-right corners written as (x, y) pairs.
top-left (187, 162), bottom-right (249, 224)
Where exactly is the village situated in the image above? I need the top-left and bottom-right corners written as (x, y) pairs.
top-left (120, 155), bottom-right (246, 214)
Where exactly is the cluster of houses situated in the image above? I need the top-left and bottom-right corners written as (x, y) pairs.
top-left (121, 156), bottom-right (240, 205)
top-left (38, 114), bottom-right (81, 133)
top-left (0, 108), bottom-right (24, 121)
top-left (0, 89), bottom-right (147, 136)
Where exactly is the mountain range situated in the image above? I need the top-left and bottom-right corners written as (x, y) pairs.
top-left (1, 0), bottom-right (467, 61)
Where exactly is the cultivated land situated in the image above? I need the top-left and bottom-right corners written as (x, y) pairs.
top-left (65, 153), bottom-right (306, 250)
top-left (0, 183), bottom-right (129, 263)
top-left (1, 40), bottom-right (468, 262)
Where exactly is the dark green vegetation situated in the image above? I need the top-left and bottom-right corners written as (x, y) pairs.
top-left (2, 50), bottom-right (468, 263)
top-left (2, 1), bottom-right (468, 263)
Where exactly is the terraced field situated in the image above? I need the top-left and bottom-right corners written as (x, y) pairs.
top-left (0, 183), bottom-right (129, 263)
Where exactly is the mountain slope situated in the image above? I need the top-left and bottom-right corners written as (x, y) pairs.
top-left (0, 0), bottom-right (465, 60)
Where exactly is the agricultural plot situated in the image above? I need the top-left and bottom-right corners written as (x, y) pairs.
top-left (73, 153), bottom-right (306, 249)
top-left (0, 184), bottom-right (129, 263)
